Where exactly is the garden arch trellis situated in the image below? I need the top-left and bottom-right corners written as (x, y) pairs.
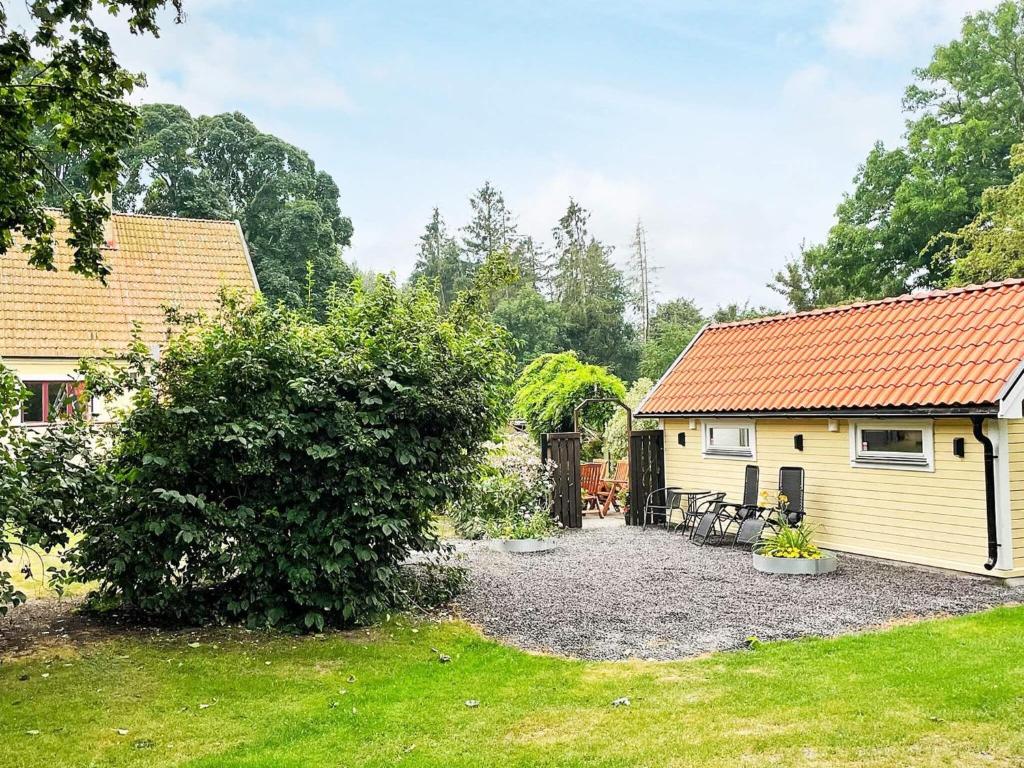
top-left (542, 396), bottom-right (664, 528)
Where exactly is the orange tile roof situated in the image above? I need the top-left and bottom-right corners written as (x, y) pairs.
top-left (638, 279), bottom-right (1024, 416)
top-left (0, 212), bottom-right (258, 358)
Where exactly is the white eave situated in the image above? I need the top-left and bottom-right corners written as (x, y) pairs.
top-left (998, 358), bottom-right (1024, 418)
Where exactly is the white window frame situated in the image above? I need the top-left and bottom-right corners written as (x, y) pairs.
top-left (849, 419), bottom-right (934, 472)
top-left (701, 419), bottom-right (756, 460)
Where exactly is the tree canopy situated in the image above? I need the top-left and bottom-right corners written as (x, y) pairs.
top-left (638, 298), bottom-right (704, 380)
top-left (943, 144), bottom-right (1024, 286)
top-left (115, 104), bottom-right (354, 311)
top-left (1, 0), bottom-right (182, 278)
top-left (771, 1), bottom-right (1024, 308)
top-left (411, 187), bottom-right (647, 379)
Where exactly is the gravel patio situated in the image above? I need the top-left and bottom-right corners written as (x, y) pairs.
top-left (455, 525), bottom-right (1018, 660)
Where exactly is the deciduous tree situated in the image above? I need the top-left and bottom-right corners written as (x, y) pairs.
top-left (1, 0), bottom-right (183, 278)
top-left (116, 105), bottom-right (354, 312)
top-left (944, 144), bottom-right (1024, 285)
top-left (772, 1), bottom-right (1024, 307)
top-left (638, 298), bottom-right (704, 380)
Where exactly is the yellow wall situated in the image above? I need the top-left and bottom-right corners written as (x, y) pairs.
top-left (3, 357), bottom-right (128, 423)
top-left (663, 416), bottom-right (1014, 577)
top-left (1010, 419), bottom-right (1024, 567)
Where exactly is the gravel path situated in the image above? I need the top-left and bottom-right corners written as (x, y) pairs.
top-left (455, 525), bottom-right (1017, 660)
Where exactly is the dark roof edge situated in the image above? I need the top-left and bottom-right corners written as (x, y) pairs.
top-left (637, 405), bottom-right (1001, 419)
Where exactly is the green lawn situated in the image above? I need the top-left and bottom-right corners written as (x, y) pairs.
top-left (3, 608), bottom-right (1024, 767)
top-left (7, 544), bottom-right (91, 600)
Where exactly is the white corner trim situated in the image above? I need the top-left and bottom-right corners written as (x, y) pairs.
top-left (995, 419), bottom-right (1014, 570)
top-left (848, 418), bottom-right (935, 472)
top-left (634, 323), bottom-right (710, 416)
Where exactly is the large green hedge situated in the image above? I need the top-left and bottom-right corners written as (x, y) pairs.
top-left (513, 352), bottom-right (625, 438)
top-left (70, 281), bottom-right (514, 630)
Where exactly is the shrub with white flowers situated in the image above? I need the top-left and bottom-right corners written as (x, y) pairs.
top-left (448, 431), bottom-right (558, 540)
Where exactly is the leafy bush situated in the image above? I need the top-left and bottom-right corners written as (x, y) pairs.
top-left (602, 377), bottom-right (658, 461)
top-left (447, 431), bottom-right (556, 540)
top-left (0, 363), bottom-right (96, 615)
top-left (394, 552), bottom-right (469, 613)
top-left (755, 522), bottom-right (822, 559)
top-left (513, 352), bottom-right (626, 438)
top-left (71, 280), bottom-right (515, 630)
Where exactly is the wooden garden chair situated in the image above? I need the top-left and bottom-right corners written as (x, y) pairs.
top-left (597, 460), bottom-right (629, 517)
top-left (580, 461), bottom-right (603, 513)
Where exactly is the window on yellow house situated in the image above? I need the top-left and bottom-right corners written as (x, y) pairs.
top-left (851, 420), bottom-right (933, 470)
top-left (702, 420), bottom-right (755, 459)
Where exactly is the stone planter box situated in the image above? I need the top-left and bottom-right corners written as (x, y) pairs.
top-left (753, 550), bottom-right (838, 576)
top-left (487, 538), bottom-right (556, 554)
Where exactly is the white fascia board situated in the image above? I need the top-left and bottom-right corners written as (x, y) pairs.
top-left (997, 358), bottom-right (1024, 418)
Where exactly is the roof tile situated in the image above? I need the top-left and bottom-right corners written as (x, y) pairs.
top-left (0, 212), bottom-right (257, 358)
top-left (639, 279), bottom-right (1024, 415)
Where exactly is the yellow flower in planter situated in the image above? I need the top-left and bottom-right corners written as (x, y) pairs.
top-left (754, 521), bottom-right (823, 560)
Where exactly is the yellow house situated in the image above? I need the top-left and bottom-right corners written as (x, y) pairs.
top-left (0, 211), bottom-right (259, 424)
top-left (636, 279), bottom-right (1024, 580)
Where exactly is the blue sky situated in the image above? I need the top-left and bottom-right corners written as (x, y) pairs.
top-left (101, 0), bottom-right (997, 309)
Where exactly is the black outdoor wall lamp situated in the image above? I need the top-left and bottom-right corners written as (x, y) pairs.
top-left (793, 434), bottom-right (804, 451)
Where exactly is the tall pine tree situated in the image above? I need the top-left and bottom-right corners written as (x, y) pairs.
top-left (461, 182), bottom-right (518, 264)
top-left (409, 208), bottom-right (470, 309)
top-left (551, 200), bottom-right (638, 378)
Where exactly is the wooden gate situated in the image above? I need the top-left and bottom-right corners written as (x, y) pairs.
top-left (628, 430), bottom-right (665, 526)
top-left (542, 432), bottom-right (583, 528)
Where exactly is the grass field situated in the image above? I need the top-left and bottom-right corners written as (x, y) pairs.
top-left (3, 606), bottom-right (1024, 767)
top-left (7, 544), bottom-right (90, 600)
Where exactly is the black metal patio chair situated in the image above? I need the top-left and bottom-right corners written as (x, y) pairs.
top-left (641, 486), bottom-right (685, 529)
top-left (718, 465), bottom-right (765, 539)
top-left (688, 493), bottom-right (729, 546)
top-left (672, 490), bottom-right (723, 536)
top-left (777, 466), bottom-right (805, 527)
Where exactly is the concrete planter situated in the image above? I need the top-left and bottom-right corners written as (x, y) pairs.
top-left (753, 550), bottom-right (838, 576)
top-left (487, 538), bottom-right (557, 554)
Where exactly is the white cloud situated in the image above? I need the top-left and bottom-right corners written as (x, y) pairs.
top-left (6, 0), bottom-right (352, 115)
top-left (823, 0), bottom-right (995, 58)
top-left (102, 4), bottom-right (353, 115)
top-left (516, 169), bottom-right (653, 251)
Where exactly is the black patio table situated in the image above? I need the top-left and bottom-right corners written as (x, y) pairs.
top-left (667, 489), bottom-right (718, 531)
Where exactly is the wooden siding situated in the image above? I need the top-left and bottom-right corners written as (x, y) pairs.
top-left (662, 417), bottom-right (1013, 576)
top-left (1010, 419), bottom-right (1024, 566)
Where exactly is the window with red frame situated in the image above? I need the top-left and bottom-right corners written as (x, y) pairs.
top-left (21, 381), bottom-right (87, 424)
